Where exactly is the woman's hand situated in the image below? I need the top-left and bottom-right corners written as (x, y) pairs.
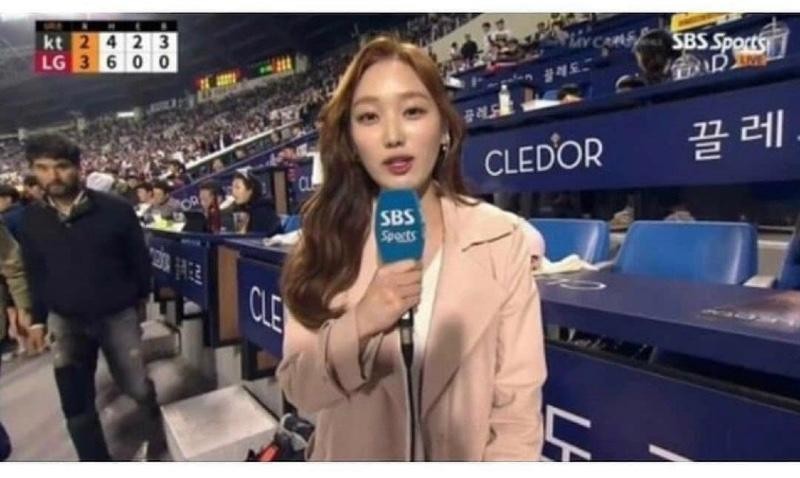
top-left (354, 259), bottom-right (422, 342)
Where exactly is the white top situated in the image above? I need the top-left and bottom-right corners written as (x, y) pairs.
top-left (135, 202), bottom-right (152, 218)
top-left (491, 28), bottom-right (514, 44)
top-left (409, 249), bottom-right (443, 461)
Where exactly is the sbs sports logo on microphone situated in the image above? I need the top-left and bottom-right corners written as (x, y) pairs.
top-left (379, 209), bottom-right (418, 244)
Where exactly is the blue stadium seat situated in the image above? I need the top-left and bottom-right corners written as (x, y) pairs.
top-left (776, 224), bottom-right (800, 290)
top-left (607, 221), bottom-right (759, 372)
top-left (529, 218), bottom-right (610, 263)
top-left (283, 214), bottom-right (302, 233)
top-left (613, 221), bottom-right (758, 285)
top-left (542, 90), bottom-right (559, 101)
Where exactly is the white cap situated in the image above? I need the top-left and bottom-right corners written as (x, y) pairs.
top-left (86, 172), bottom-right (115, 193)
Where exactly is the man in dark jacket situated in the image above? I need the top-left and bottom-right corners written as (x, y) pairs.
top-left (460, 33), bottom-right (478, 65)
top-left (19, 134), bottom-right (161, 461)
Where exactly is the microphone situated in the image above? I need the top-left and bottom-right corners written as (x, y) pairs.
top-left (375, 189), bottom-right (425, 365)
top-left (375, 189), bottom-right (424, 461)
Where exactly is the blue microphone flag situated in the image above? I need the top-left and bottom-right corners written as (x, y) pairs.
top-left (375, 189), bottom-right (425, 264)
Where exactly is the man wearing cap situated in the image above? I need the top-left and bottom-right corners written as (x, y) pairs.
top-left (19, 133), bottom-right (161, 461)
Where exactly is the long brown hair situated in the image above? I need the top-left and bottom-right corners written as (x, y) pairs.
top-left (281, 36), bottom-right (473, 329)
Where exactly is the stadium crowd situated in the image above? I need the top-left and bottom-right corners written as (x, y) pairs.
top-left (0, 13), bottom-right (480, 192)
top-left (0, 12), bottom-right (634, 200)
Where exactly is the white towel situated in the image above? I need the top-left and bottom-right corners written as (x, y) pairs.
top-left (534, 254), bottom-right (599, 276)
top-left (262, 230), bottom-right (301, 247)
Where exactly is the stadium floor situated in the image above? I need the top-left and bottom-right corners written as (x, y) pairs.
top-left (0, 336), bottom-right (214, 461)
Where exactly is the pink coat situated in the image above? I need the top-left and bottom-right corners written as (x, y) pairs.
top-left (277, 196), bottom-right (547, 461)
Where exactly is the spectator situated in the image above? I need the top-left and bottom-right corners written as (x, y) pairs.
top-left (21, 175), bottom-right (44, 205)
top-left (211, 157), bottom-right (226, 174)
top-left (615, 74), bottom-right (647, 92)
top-left (85, 171), bottom-right (116, 193)
top-left (537, 19), bottom-right (566, 47)
top-left (549, 21), bottom-right (569, 45)
top-left (122, 174), bottom-right (142, 205)
top-left (460, 33), bottom-right (478, 65)
top-left (167, 160), bottom-right (191, 188)
top-left (0, 185), bottom-right (29, 363)
top-left (218, 130), bottom-right (234, 150)
top-left (429, 14), bottom-right (441, 42)
top-left (634, 29), bottom-right (680, 86)
top-left (491, 18), bottom-right (513, 48)
top-left (198, 180), bottom-right (228, 233)
top-left (558, 83), bottom-right (584, 103)
top-left (449, 41), bottom-right (460, 62)
top-left (497, 37), bottom-right (524, 63)
top-left (536, 21), bottom-right (547, 37)
top-left (150, 180), bottom-right (179, 220)
top-left (0, 184), bottom-right (20, 215)
top-left (134, 182), bottom-right (154, 219)
top-left (0, 220), bottom-right (35, 461)
top-left (0, 185), bottom-right (24, 241)
top-left (230, 171), bottom-right (282, 235)
top-left (481, 21), bottom-right (494, 57)
top-left (19, 133), bottom-right (162, 461)
top-left (522, 37), bottom-right (543, 60)
top-left (665, 203), bottom-right (696, 222)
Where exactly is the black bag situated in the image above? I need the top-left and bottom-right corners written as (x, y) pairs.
top-left (245, 414), bottom-right (314, 462)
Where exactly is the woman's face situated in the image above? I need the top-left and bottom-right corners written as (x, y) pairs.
top-left (152, 188), bottom-right (167, 205)
top-left (350, 58), bottom-right (445, 192)
top-left (199, 189), bottom-right (215, 211)
top-left (136, 188), bottom-right (151, 204)
top-left (231, 178), bottom-right (252, 205)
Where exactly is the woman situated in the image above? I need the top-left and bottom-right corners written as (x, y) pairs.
top-left (278, 36), bottom-right (546, 461)
top-left (198, 180), bottom-right (225, 233)
top-left (230, 171), bottom-right (282, 235)
top-left (211, 157), bottom-right (226, 174)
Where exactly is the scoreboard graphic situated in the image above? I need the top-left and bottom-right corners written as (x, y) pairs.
top-left (34, 20), bottom-right (178, 74)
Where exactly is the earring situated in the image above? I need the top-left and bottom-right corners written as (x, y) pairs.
top-left (441, 132), bottom-right (451, 157)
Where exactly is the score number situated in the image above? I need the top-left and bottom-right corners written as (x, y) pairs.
top-left (96, 32), bottom-right (177, 73)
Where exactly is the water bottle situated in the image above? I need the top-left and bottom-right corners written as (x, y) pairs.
top-left (498, 83), bottom-right (513, 116)
top-left (759, 17), bottom-right (790, 61)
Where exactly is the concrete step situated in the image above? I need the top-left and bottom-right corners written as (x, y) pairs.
top-left (141, 320), bottom-right (180, 362)
top-left (183, 300), bottom-right (202, 317)
top-left (161, 385), bottom-right (278, 461)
